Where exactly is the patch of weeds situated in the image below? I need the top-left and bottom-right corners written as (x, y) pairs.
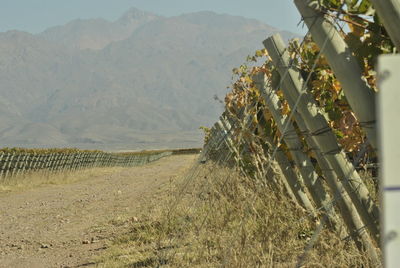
top-left (98, 162), bottom-right (375, 267)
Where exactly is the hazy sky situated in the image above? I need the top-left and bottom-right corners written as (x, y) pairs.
top-left (0, 0), bottom-right (305, 34)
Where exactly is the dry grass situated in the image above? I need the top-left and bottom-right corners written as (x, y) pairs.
top-left (96, 161), bottom-right (374, 267)
top-left (0, 167), bottom-right (126, 193)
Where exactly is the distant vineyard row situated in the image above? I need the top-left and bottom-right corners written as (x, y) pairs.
top-left (0, 148), bottom-right (201, 178)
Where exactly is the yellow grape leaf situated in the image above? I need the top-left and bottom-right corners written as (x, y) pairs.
top-left (263, 110), bottom-right (272, 121)
top-left (253, 116), bottom-right (259, 125)
top-left (248, 87), bottom-right (260, 97)
top-left (281, 101), bottom-right (290, 115)
top-left (333, 80), bottom-right (341, 93)
top-left (262, 48), bottom-right (268, 56)
top-left (307, 149), bottom-right (317, 160)
top-left (344, 15), bottom-right (365, 38)
top-left (255, 50), bottom-right (264, 57)
top-left (273, 130), bottom-right (282, 147)
top-left (317, 55), bottom-right (329, 66)
top-left (312, 80), bottom-right (325, 89)
top-left (244, 76), bottom-right (253, 84)
top-left (310, 42), bottom-right (319, 53)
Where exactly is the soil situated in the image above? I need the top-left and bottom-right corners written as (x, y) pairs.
top-left (0, 154), bottom-right (197, 268)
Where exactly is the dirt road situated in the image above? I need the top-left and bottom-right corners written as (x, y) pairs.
top-left (0, 154), bottom-right (197, 268)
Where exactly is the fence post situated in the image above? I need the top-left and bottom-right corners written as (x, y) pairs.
top-left (42, 154), bottom-right (48, 171)
top-left (79, 153), bottom-right (84, 170)
top-left (80, 153), bottom-right (85, 169)
top-left (70, 153), bottom-right (76, 171)
top-left (11, 153), bottom-right (21, 177)
top-left (3, 153), bottom-right (11, 178)
top-left (218, 116), bottom-right (259, 179)
top-left (226, 105), bottom-right (288, 192)
top-left (62, 153), bottom-right (70, 172)
top-left (49, 153), bottom-right (56, 173)
top-left (47, 154), bottom-right (54, 172)
top-left (216, 119), bottom-right (239, 163)
top-left (202, 126), bottom-right (220, 160)
top-left (31, 153), bottom-right (39, 171)
top-left (17, 153), bottom-right (28, 176)
top-left (73, 153), bottom-right (79, 170)
top-left (203, 124), bottom-right (226, 162)
top-left (67, 153), bottom-right (73, 170)
top-left (129, 155), bottom-right (134, 167)
top-left (378, 54), bottom-right (400, 267)
top-left (0, 152), bottom-right (5, 178)
top-left (25, 153), bottom-right (33, 172)
top-left (5, 153), bottom-right (15, 178)
top-left (55, 153), bottom-right (63, 172)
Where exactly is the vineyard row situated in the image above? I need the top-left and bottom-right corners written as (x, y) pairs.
top-left (0, 148), bottom-right (201, 179)
top-left (199, 1), bottom-right (399, 266)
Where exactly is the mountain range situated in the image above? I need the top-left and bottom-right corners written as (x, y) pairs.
top-left (0, 8), bottom-right (296, 150)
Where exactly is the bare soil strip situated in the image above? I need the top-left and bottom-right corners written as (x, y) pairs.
top-left (0, 154), bottom-right (197, 268)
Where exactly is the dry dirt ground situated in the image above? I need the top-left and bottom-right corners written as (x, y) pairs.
top-left (0, 154), bottom-right (198, 268)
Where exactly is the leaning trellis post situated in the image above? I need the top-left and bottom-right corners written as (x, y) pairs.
top-left (221, 113), bottom-right (255, 176)
top-left (227, 106), bottom-right (287, 192)
top-left (254, 72), bottom-right (342, 230)
top-left (0, 152), bottom-right (5, 178)
top-left (4, 153), bottom-right (14, 178)
top-left (225, 112), bottom-right (296, 198)
top-left (294, 0), bottom-right (378, 150)
top-left (256, 112), bottom-right (317, 214)
top-left (201, 125), bottom-right (221, 161)
top-left (215, 121), bottom-right (236, 162)
top-left (268, 58), bottom-right (380, 253)
top-left (263, 34), bottom-right (380, 244)
top-left (223, 113), bottom-right (284, 193)
top-left (370, 0), bottom-right (400, 52)
top-left (218, 116), bottom-right (242, 165)
top-left (210, 124), bottom-right (225, 156)
top-left (208, 124), bottom-right (225, 160)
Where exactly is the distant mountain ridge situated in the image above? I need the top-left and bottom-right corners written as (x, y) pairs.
top-left (39, 8), bottom-right (160, 50)
top-left (0, 8), bottom-right (297, 150)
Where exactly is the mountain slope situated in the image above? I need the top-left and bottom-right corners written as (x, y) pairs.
top-left (0, 9), bottom-right (297, 149)
top-left (39, 8), bottom-right (160, 50)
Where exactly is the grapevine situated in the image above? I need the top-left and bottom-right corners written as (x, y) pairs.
top-left (221, 0), bottom-right (394, 167)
